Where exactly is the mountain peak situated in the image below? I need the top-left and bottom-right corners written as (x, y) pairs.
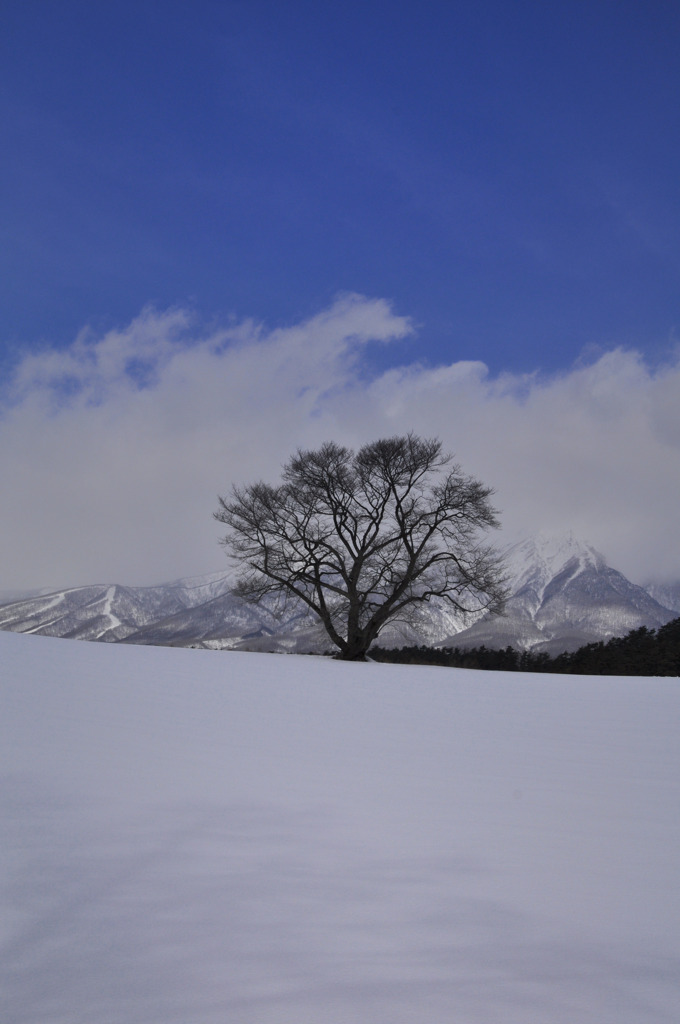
top-left (503, 531), bottom-right (605, 593)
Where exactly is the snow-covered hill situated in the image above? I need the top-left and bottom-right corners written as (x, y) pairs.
top-left (1, 630), bottom-right (678, 1022)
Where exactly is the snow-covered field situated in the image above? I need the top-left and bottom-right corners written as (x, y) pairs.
top-left (1, 630), bottom-right (678, 1023)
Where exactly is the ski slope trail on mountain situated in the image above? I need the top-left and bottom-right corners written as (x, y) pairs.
top-left (1, 631), bottom-right (679, 1023)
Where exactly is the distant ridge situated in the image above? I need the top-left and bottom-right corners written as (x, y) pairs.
top-left (0, 574), bottom-right (235, 644)
top-left (1, 533), bottom-right (677, 655)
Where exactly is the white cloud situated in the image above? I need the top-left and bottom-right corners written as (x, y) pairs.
top-left (1, 295), bottom-right (679, 591)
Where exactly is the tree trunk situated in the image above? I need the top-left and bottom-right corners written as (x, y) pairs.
top-left (334, 648), bottom-right (369, 661)
top-left (334, 625), bottom-right (376, 660)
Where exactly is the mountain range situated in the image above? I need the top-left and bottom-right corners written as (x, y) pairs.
top-left (1, 533), bottom-right (677, 655)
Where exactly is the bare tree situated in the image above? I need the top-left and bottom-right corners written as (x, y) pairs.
top-left (215, 434), bottom-right (507, 660)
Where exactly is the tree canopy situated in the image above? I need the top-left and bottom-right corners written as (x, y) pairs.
top-left (215, 434), bottom-right (507, 659)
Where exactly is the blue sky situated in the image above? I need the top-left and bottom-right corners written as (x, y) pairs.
top-left (1, 1), bottom-right (680, 589)
top-left (3, 1), bottom-right (679, 372)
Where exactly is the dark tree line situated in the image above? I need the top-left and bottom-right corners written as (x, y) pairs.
top-left (370, 617), bottom-right (680, 676)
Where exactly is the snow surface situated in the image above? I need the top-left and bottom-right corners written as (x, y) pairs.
top-left (1, 631), bottom-right (679, 1023)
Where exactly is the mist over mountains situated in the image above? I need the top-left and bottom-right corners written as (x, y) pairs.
top-left (0, 534), bottom-right (676, 656)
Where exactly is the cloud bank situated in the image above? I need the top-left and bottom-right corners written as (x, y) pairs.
top-left (1, 294), bottom-right (679, 591)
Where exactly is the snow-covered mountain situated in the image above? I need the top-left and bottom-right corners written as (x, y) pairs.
top-left (445, 532), bottom-right (675, 655)
top-left (0, 572), bottom-right (236, 643)
top-left (1, 533), bottom-right (676, 653)
top-left (644, 580), bottom-right (680, 614)
top-left (0, 571), bottom-right (473, 652)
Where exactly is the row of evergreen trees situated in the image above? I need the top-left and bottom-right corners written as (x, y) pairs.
top-left (370, 617), bottom-right (680, 676)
